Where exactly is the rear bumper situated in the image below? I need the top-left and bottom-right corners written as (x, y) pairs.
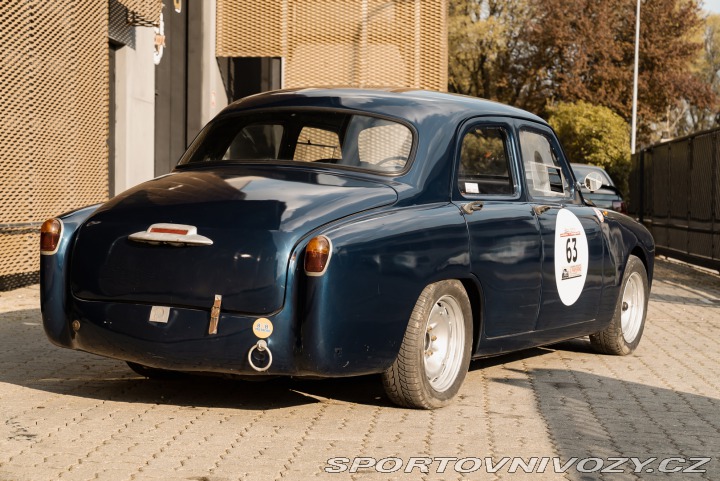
top-left (62, 297), bottom-right (301, 375)
top-left (45, 293), bottom-right (395, 377)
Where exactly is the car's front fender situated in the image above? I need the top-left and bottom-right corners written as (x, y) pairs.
top-left (605, 211), bottom-right (655, 285)
top-left (595, 211), bottom-right (655, 324)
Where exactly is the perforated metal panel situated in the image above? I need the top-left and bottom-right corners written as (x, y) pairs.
top-left (217, 0), bottom-right (283, 57)
top-left (110, 0), bottom-right (136, 48)
top-left (0, 0), bottom-right (109, 288)
top-left (117, 0), bottom-right (161, 26)
top-left (216, 0), bottom-right (448, 91)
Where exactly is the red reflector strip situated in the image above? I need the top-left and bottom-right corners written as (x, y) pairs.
top-left (149, 227), bottom-right (189, 235)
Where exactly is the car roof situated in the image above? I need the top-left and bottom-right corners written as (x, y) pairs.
top-left (223, 88), bottom-right (547, 126)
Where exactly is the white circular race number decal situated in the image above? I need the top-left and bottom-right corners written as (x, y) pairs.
top-left (554, 209), bottom-right (588, 306)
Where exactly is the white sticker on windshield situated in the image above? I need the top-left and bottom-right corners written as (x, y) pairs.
top-left (465, 182), bottom-right (479, 194)
top-left (554, 209), bottom-right (589, 306)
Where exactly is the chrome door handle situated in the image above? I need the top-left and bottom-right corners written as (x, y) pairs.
top-left (462, 201), bottom-right (484, 215)
top-left (532, 205), bottom-right (552, 215)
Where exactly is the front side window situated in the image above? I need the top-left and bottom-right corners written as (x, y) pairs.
top-left (179, 111), bottom-right (414, 174)
top-left (458, 126), bottom-right (514, 196)
top-left (519, 130), bottom-right (570, 198)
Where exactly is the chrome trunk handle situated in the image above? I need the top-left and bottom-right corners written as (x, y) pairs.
top-left (128, 223), bottom-right (213, 246)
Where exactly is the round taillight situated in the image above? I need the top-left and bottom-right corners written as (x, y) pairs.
top-left (40, 218), bottom-right (62, 255)
top-left (304, 235), bottom-right (332, 276)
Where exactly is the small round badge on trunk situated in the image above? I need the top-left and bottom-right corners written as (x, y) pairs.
top-left (253, 318), bottom-right (273, 339)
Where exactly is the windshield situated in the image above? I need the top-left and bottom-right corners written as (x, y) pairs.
top-left (178, 110), bottom-right (414, 174)
top-left (571, 164), bottom-right (614, 186)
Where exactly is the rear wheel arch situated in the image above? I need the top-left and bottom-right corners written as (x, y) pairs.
top-left (382, 278), bottom-right (474, 408)
top-left (459, 277), bottom-right (483, 354)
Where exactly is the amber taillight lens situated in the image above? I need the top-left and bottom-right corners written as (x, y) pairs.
top-left (304, 236), bottom-right (331, 275)
top-left (40, 218), bottom-right (62, 254)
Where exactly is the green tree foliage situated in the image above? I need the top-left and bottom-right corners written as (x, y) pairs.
top-left (460, 127), bottom-right (508, 175)
top-left (669, 13), bottom-right (720, 136)
top-left (548, 101), bottom-right (631, 196)
top-left (448, 0), bottom-right (715, 145)
top-left (448, 0), bottom-right (534, 106)
top-left (701, 14), bottom-right (720, 97)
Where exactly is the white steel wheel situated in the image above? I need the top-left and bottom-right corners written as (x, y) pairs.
top-left (590, 255), bottom-right (649, 355)
top-left (424, 295), bottom-right (465, 392)
top-left (621, 271), bottom-right (645, 343)
top-left (382, 280), bottom-right (473, 409)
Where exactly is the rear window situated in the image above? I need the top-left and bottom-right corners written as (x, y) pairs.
top-left (179, 110), bottom-right (414, 174)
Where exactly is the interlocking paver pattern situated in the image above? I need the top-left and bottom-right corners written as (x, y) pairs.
top-left (0, 258), bottom-right (717, 480)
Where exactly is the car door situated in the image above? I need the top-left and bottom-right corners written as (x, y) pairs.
top-left (452, 119), bottom-right (543, 338)
top-left (516, 124), bottom-right (605, 330)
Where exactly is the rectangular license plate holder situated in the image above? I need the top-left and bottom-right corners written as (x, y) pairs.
top-left (149, 305), bottom-right (170, 324)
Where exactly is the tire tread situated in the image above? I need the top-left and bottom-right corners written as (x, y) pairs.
top-left (382, 280), bottom-right (472, 409)
top-left (590, 255), bottom-right (648, 356)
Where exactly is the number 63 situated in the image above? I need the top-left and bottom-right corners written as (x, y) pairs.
top-left (566, 238), bottom-right (578, 263)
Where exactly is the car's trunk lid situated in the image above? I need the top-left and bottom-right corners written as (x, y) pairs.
top-left (70, 166), bottom-right (397, 314)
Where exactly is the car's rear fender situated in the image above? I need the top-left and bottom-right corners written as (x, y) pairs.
top-left (41, 204), bottom-right (101, 348)
top-left (296, 203), bottom-right (470, 375)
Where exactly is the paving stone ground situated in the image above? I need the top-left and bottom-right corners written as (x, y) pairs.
top-left (0, 257), bottom-right (718, 481)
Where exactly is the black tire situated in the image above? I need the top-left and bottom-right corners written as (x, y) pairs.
top-left (382, 280), bottom-right (473, 409)
top-left (590, 255), bottom-right (649, 355)
top-left (126, 361), bottom-right (187, 380)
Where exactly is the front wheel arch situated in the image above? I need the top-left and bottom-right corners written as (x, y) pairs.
top-left (590, 254), bottom-right (649, 355)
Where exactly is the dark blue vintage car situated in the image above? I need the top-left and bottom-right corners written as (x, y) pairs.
top-left (40, 89), bottom-right (654, 408)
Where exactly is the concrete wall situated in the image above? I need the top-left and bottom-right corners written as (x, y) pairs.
top-left (113, 27), bottom-right (156, 196)
top-left (112, 1), bottom-right (227, 196)
top-left (201, 0), bottom-right (228, 127)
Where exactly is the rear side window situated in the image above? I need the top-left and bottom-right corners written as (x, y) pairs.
top-left (458, 126), bottom-right (513, 196)
top-left (519, 130), bottom-right (569, 198)
top-left (356, 121), bottom-right (412, 170)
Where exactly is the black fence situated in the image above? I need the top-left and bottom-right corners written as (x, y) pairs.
top-left (629, 129), bottom-right (720, 272)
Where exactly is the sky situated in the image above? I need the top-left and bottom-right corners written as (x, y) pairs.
top-left (704, 0), bottom-right (720, 13)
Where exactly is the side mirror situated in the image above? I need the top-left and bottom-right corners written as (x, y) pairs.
top-left (584, 172), bottom-right (604, 192)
